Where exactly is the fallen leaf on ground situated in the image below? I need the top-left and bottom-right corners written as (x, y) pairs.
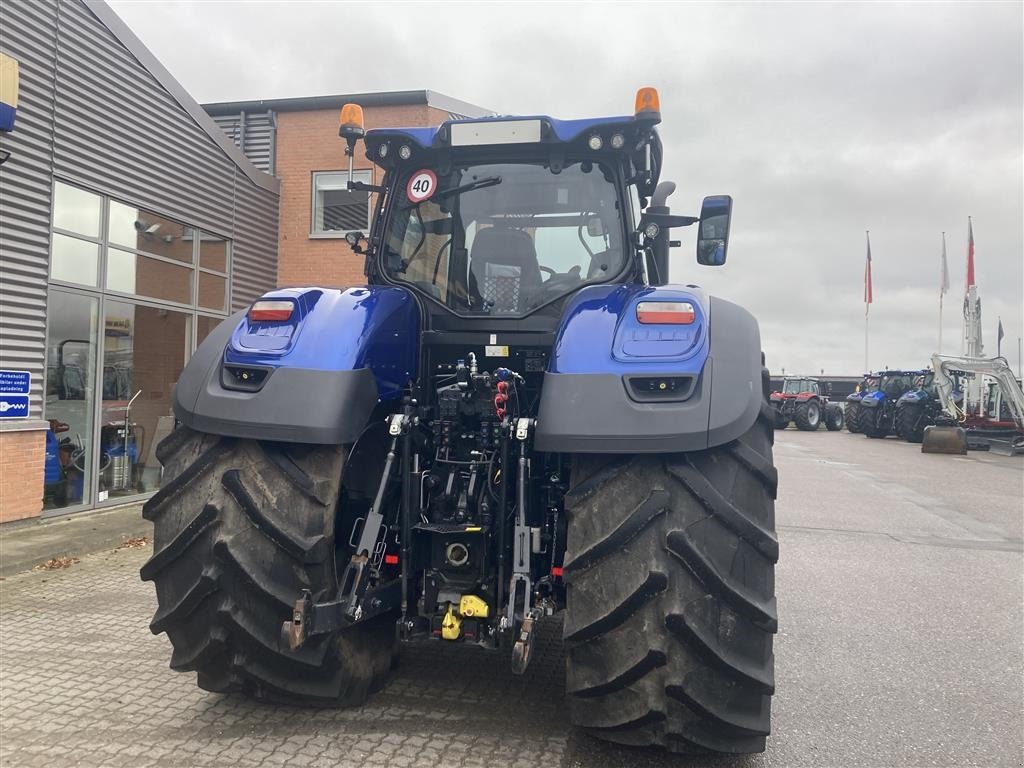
top-left (35, 556), bottom-right (80, 570)
top-left (114, 536), bottom-right (150, 551)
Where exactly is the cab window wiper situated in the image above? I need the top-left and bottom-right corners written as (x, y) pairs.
top-left (434, 175), bottom-right (502, 199)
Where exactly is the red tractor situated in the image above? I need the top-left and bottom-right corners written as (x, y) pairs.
top-left (770, 377), bottom-right (844, 431)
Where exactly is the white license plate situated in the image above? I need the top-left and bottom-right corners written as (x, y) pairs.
top-left (450, 119), bottom-right (542, 147)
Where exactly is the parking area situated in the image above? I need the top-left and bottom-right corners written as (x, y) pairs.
top-left (1, 429), bottom-right (1021, 768)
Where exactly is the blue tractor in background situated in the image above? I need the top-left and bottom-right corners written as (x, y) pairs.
top-left (895, 370), bottom-right (942, 443)
top-left (844, 373), bottom-right (879, 434)
top-left (860, 370), bottom-right (917, 438)
top-left (141, 89), bottom-right (778, 755)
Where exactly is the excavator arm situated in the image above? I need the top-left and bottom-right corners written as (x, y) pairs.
top-left (930, 354), bottom-right (1024, 429)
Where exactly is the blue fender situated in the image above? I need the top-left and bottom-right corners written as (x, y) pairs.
top-left (859, 390), bottom-right (885, 408)
top-left (898, 390), bottom-right (926, 405)
top-left (534, 284), bottom-right (762, 453)
top-left (173, 286), bottom-right (418, 444)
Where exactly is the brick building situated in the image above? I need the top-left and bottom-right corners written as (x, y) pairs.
top-left (204, 92), bottom-right (493, 287)
top-left (0, 0), bottom-right (281, 523)
top-left (0, 0), bottom-right (490, 524)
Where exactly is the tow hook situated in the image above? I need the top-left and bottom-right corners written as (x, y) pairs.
top-left (510, 610), bottom-right (540, 675)
top-left (282, 590), bottom-right (313, 651)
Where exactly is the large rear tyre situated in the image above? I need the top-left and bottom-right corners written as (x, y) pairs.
top-left (846, 403), bottom-right (862, 433)
top-left (772, 408), bottom-right (789, 430)
top-left (140, 427), bottom-right (394, 704)
top-left (896, 403), bottom-right (926, 443)
top-left (793, 399), bottom-right (821, 431)
top-left (563, 394), bottom-right (778, 754)
top-left (824, 405), bottom-right (844, 431)
top-left (863, 409), bottom-right (889, 439)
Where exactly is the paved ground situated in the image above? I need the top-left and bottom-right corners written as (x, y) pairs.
top-left (1, 429), bottom-right (1021, 767)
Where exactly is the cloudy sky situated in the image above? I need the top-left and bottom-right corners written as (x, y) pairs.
top-left (110, 0), bottom-right (1023, 376)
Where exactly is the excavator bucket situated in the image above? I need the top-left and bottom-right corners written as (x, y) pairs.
top-left (921, 425), bottom-right (968, 455)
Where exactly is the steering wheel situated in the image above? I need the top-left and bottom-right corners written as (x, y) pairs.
top-left (540, 265), bottom-right (583, 292)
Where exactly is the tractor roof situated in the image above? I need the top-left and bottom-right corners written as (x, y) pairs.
top-left (362, 113), bottom-right (663, 188)
top-left (365, 114), bottom-right (637, 150)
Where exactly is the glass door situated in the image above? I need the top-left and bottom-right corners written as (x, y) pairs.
top-left (99, 300), bottom-right (192, 501)
top-left (43, 291), bottom-right (100, 513)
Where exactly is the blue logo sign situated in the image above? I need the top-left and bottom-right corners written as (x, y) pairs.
top-left (0, 369), bottom-right (31, 395)
top-left (0, 394), bottom-right (29, 419)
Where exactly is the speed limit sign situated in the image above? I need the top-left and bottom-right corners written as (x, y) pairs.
top-left (406, 170), bottom-right (437, 203)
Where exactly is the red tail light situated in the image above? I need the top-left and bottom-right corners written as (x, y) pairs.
top-left (248, 300), bottom-right (294, 322)
top-left (636, 301), bottom-right (695, 325)
top-left (384, 554), bottom-right (399, 566)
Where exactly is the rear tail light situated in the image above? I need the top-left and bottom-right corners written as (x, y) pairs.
top-left (636, 301), bottom-right (695, 325)
top-left (248, 299), bottom-right (294, 322)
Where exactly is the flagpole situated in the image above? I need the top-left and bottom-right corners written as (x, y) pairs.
top-left (865, 309), bottom-right (869, 372)
top-left (864, 230), bottom-right (871, 372)
top-left (939, 231), bottom-right (946, 354)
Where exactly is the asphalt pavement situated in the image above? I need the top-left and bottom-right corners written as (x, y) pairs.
top-left (1, 429), bottom-right (1021, 767)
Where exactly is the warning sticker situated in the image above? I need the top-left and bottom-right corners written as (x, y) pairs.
top-left (406, 170), bottom-right (438, 203)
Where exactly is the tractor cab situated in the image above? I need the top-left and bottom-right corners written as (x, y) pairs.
top-left (776, 377), bottom-right (819, 398)
top-left (340, 89), bottom-right (729, 330)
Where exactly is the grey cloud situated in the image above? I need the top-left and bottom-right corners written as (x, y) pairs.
top-left (109, 0), bottom-right (1023, 374)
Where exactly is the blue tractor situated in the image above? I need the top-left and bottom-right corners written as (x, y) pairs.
top-left (141, 89), bottom-right (778, 755)
top-left (844, 373), bottom-right (879, 434)
top-left (895, 370), bottom-right (940, 443)
top-left (860, 370), bottom-right (917, 438)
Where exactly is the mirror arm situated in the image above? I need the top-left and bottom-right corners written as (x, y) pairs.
top-left (348, 181), bottom-right (386, 193)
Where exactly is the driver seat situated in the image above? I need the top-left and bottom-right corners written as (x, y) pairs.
top-left (468, 227), bottom-right (542, 312)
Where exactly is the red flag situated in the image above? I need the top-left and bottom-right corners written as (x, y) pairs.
top-left (966, 217), bottom-right (975, 289)
top-left (864, 231), bottom-right (873, 310)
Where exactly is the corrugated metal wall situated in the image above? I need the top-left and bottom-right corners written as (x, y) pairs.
top-left (211, 111), bottom-right (276, 175)
top-left (0, 1), bottom-right (58, 418)
top-left (0, 0), bottom-right (280, 418)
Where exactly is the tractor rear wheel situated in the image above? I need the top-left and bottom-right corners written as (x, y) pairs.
top-left (772, 408), bottom-right (789, 430)
top-left (564, 397), bottom-right (778, 754)
top-left (140, 427), bottom-right (395, 704)
top-left (863, 408), bottom-right (889, 439)
top-left (896, 403), bottom-right (926, 443)
top-left (846, 403), bottom-right (862, 433)
top-left (824, 405), bottom-right (844, 431)
top-left (793, 399), bottom-right (821, 431)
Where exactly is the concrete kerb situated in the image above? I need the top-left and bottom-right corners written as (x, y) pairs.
top-left (0, 502), bottom-right (150, 577)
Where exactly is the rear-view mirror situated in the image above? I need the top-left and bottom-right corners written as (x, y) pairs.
top-left (696, 195), bottom-right (733, 266)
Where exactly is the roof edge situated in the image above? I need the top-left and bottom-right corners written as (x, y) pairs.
top-left (202, 90), bottom-right (495, 119)
top-left (83, 0), bottom-right (279, 195)
top-left (424, 90), bottom-right (494, 118)
top-left (203, 89), bottom-right (430, 115)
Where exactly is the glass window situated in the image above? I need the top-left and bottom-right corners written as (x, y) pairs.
top-left (50, 233), bottom-right (100, 286)
top-left (197, 271), bottom-right (227, 311)
top-left (44, 291), bottom-right (100, 511)
top-left (107, 249), bottom-right (193, 304)
top-left (198, 231), bottom-right (229, 271)
top-left (102, 300), bottom-right (191, 500)
top-left (108, 200), bottom-right (193, 262)
top-left (312, 170), bottom-right (372, 234)
top-left (196, 315), bottom-right (223, 347)
top-left (383, 162), bottom-right (625, 315)
top-left (52, 182), bottom-right (101, 237)
top-left (46, 182), bottom-right (236, 512)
